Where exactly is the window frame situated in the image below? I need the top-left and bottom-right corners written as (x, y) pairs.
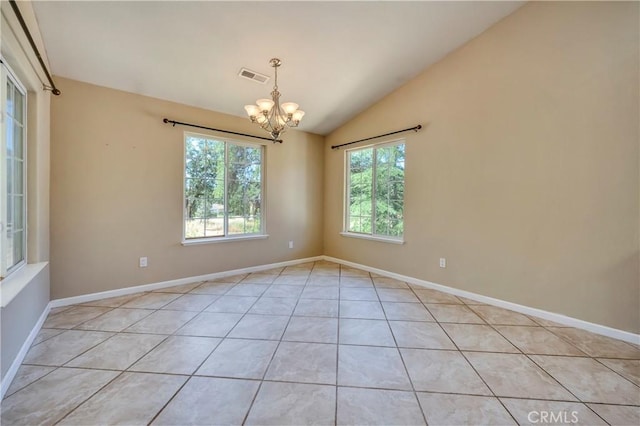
top-left (182, 131), bottom-right (267, 245)
top-left (342, 138), bottom-right (405, 244)
top-left (1, 61), bottom-right (28, 278)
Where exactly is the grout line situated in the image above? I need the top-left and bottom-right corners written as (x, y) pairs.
top-left (486, 322), bottom-right (611, 422)
top-left (591, 358), bottom-right (640, 390)
top-left (408, 284), bottom-right (521, 425)
top-left (3, 365), bottom-right (61, 399)
top-left (8, 261), bottom-right (640, 425)
top-left (147, 377), bottom-right (190, 425)
top-left (52, 370), bottom-right (126, 425)
top-left (27, 328), bottom-right (67, 346)
top-left (334, 267), bottom-right (347, 426)
top-left (375, 276), bottom-right (430, 426)
top-left (240, 265), bottom-right (309, 425)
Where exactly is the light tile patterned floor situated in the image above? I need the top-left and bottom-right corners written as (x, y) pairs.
top-left (2, 261), bottom-right (639, 425)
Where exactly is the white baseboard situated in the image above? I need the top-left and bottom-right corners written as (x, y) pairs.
top-left (0, 303), bottom-right (51, 399)
top-left (11, 252), bottom-right (637, 401)
top-left (323, 256), bottom-right (640, 345)
top-left (50, 256), bottom-right (324, 308)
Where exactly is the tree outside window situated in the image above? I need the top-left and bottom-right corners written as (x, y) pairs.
top-left (184, 134), bottom-right (263, 240)
top-left (346, 141), bottom-right (404, 239)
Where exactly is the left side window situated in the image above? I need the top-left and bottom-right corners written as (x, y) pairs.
top-left (1, 67), bottom-right (27, 278)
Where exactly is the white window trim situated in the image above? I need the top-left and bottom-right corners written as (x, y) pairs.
top-left (343, 138), bottom-right (405, 242)
top-left (340, 231), bottom-right (404, 245)
top-left (182, 131), bottom-right (266, 243)
top-left (1, 59), bottom-right (28, 279)
top-left (181, 234), bottom-right (269, 246)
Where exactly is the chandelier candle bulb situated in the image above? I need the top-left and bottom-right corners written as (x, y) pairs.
top-left (243, 58), bottom-right (305, 141)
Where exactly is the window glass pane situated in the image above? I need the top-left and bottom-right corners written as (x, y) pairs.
top-left (185, 135), bottom-right (227, 239)
top-left (185, 137), bottom-right (224, 179)
top-left (204, 178), bottom-right (224, 237)
top-left (348, 149), bottom-right (373, 233)
top-left (11, 231), bottom-right (24, 267)
top-left (185, 179), bottom-right (206, 219)
top-left (247, 216), bottom-right (261, 234)
top-left (185, 219), bottom-right (205, 239)
top-left (14, 160), bottom-right (24, 195)
top-left (228, 143), bottom-right (245, 164)
top-left (204, 179), bottom-right (225, 218)
top-left (245, 163), bottom-right (261, 181)
top-left (185, 137), bottom-right (203, 179)
top-left (227, 179), bottom-right (246, 217)
top-left (6, 233), bottom-right (14, 270)
top-left (374, 144), bottom-right (404, 237)
top-left (6, 80), bottom-right (13, 116)
top-left (360, 214), bottom-right (372, 234)
top-left (346, 143), bottom-right (404, 238)
top-left (6, 116), bottom-right (13, 157)
top-left (227, 144), bottom-right (262, 235)
top-left (349, 217), bottom-right (360, 233)
top-left (3, 77), bottom-right (27, 274)
top-left (14, 123), bottom-right (23, 159)
top-left (228, 216), bottom-right (246, 235)
top-left (14, 194), bottom-right (23, 230)
top-left (14, 87), bottom-right (24, 124)
top-left (205, 140), bottom-right (225, 180)
top-left (205, 218), bottom-right (224, 237)
top-left (6, 158), bottom-right (12, 195)
top-left (184, 136), bottom-right (263, 239)
top-left (185, 177), bottom-right (206, 239)
top-left (6, 189), bottom-right (13, 228)
top-left (389, 218), bottom-right (403, 238)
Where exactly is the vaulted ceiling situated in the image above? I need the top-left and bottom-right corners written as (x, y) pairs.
top-left (33, 1), bottom-right (523, 135)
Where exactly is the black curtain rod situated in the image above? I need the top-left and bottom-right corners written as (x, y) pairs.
top-left (331, 125), bottom-right (422, 150)
top-left (163, 118), bottom-right (283, 143)
top-left (8, 0), bottom-right (61, 96)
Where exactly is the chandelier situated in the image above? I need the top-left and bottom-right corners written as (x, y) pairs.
top-left (244, 58), bottom-right (305, 141)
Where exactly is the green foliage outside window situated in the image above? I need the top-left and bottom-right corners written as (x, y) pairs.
top-left (347, 142), bottom-right (404, 238)
top-left (185, 135), bottom-right (262, 238)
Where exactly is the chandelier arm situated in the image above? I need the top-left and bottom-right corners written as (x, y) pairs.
top-left (245, 57), bottom-right (301, 142)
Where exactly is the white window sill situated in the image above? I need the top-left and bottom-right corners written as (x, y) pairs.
top-left (182, 234), bottom-right (269, 246)
top-left (340, 232), bottom-right (404, 245)
top-left (0, 262), bottom-right (49, 308)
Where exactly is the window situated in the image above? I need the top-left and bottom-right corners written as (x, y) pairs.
top-left (345, 140), bottom-right (405, 241)
top-left (184, 133), bottom-right (264, 241)
top-left (1, 66), bottom-right (27, 278)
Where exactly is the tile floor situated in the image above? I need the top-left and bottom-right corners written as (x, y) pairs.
top-left (2, 261), bottom-right (639, 425)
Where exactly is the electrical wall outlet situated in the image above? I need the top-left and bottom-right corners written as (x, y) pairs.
top-left (139, 257), bottom-right (148, 268)
top-left (439, 258), bottom-right (446, 268)
top-left (288, 241), bottom-right (294, 249)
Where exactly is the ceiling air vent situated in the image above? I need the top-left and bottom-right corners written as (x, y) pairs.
top-left (238, 68), bottom-right (269, 84)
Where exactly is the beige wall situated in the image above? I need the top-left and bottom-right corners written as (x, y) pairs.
top-left (50, 78), bottom-right (324, 299)
top-left (324, 1), bottom-right (639, 333)
top-left (1, 265), bottom-right (49, 380)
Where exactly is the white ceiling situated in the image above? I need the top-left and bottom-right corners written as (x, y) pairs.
top-left (33, 1), bottom-right (523, 135)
